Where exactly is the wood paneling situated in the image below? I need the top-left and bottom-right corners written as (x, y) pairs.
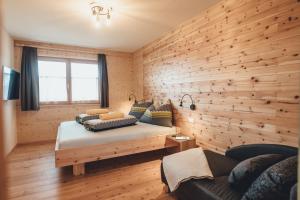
top-left (6, 142), bottom-right (174, 200)
top-left (14, 41), bottom-right (135, 144)
top-left (1, 24), bottom-right (17, 156)
top-left (134, 0), bottom-right (300, 153)
top-left (14, 40), bottom-right (130, 58)
top-left (17, 104), bottom-right (100, 143)
top-left (0, 0), bottom-right (8, 198)
top-left (133, 50), bottom-right (144, 100)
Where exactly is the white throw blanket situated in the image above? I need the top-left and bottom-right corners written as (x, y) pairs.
top-left (162, 148), bottom-right (214, 192)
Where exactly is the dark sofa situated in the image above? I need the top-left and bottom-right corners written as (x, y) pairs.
top-left (161, 144), bottom-right (298, 200)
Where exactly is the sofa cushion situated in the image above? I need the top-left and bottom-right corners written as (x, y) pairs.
top-left (228, 154), bottom-right (285, 192)
top-left (204, 150), bottom-right (239, 177)
top-left (176, 176), bottom-right (242, 200)
top-left (242, 156), bottom-right (297, 200)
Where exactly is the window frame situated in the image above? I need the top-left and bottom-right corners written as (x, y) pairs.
top-left (38, 57), bottom-right (100, 105)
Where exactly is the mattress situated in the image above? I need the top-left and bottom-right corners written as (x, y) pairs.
top-left (57, 121), bottom-right (177, 149)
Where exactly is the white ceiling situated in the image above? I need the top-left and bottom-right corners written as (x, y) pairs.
top-left (3, 0), bottom-right (219, 52)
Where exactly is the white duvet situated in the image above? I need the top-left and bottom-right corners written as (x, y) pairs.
top-left (57, 121), bottom-right (177, 149)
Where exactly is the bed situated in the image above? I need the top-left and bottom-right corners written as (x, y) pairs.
top-left (55, 121), bottom-right (179, 175)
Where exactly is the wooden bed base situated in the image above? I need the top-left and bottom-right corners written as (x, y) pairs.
top-left (55, 133), bottom-right (179, 176)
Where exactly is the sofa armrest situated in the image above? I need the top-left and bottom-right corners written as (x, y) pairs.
top-left (225, 144), bottom-right (298, 161)
top-left (290, 183), bottom-right (297, 200)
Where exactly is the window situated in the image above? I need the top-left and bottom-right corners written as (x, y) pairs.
top-left (71, 62), bottom-right (99, 102)
top-left (38, 58), bottom-right (99, 104)
top-left (38, 60), bottom-right (67, 102)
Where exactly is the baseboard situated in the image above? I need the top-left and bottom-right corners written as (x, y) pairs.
top-left (17, 139), bottom-right (56, 146)
top-left (5, 141), bottom-right (17, 158)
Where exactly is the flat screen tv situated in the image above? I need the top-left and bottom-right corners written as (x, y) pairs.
top-left (3, 66), bottom-right (20, 100)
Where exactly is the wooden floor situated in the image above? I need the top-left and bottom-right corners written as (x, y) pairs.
top-left (6, 142), bottom-right (175, 200)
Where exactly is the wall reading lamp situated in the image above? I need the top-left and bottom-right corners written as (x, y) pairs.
top-left (128, 94), bottom-right (137, 102)
top-left (179, 94), bottom-right (196, 110)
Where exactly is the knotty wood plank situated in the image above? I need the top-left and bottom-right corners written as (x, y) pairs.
top-left (133, 0), bottom-right (300, 152)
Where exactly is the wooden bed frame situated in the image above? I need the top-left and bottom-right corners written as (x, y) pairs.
top-left (55, 129), bottom-right (179, 176)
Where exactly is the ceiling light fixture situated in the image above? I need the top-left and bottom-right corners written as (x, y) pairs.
top-left (90, 1), bottom-right (112, 28)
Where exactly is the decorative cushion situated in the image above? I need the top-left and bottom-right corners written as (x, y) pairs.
top-left (139, 102), bottom-right (173, 127)
top-left (84, 115), bottom-right (138, 132)
top-left (100, 112), bottom-right (124, 120)
top-left (128, 100), bottom-right (153, 119)
top-left (86, 108), bottom-right (109, 115)
top-left (75, 114), bottom-right (99, 124)
top-left (242, 156), bottom-right (297, 200)
top-left (228, 154), bottom-right (284, 192)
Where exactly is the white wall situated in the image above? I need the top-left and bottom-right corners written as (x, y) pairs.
top-left (1, 27), bottom-right (17, 155)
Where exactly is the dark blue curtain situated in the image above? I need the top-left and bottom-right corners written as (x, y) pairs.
top-left (98, 54), bottom-right (109, 108)
top-left (21, 46), bottom-right (39, 111)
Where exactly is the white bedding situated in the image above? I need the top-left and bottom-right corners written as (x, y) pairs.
top-left (57, 121), bottom-right (177, 149)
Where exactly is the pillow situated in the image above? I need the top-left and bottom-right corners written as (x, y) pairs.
top-left (100, 112), bottom-right (124, 120)
top-left (75, 113), bottom-right (99, 124)
top-left (228, 154), bottom-right (285, 192)
top-left (128, 100), bottom-right (153, 119)
top-left (86, 108), bottom-right (109, 115)
top-left (84, 115), bottom-right (138, 132)
top-left (242, 156), bottom-right (297, 200)
top-left (139, 102), bottom-right (173, 127)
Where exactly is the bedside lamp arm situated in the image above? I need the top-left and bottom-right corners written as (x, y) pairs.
top-left (179, 94), bottom-right (196, 110)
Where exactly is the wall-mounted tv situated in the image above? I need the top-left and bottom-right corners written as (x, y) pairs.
top-left (3, 66), bottom-right (20, 100)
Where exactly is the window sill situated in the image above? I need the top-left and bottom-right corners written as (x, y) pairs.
top-left (39, 101), bottom-right (100, 107)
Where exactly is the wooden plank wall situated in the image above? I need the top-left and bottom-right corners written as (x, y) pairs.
top-left (0, 0), bottom-right (8, 198)
top-left (134, 0), bottom-right (300, 153)
top-left (1, 32), bottom-right (16, 155)
top-left (133, 50), bottom-right (144, 100)
top-left (14, 41), bottom-right (135, 143)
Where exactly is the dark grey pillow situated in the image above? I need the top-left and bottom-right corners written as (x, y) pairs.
top-left (228, 154), bottom-right (284, 192)
top-left (242, 156), bottom-right (297, 200)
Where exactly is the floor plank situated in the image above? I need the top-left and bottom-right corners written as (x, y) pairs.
top-left (6, 142), bottom-right (175, 200)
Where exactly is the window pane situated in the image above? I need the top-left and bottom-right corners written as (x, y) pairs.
top-left (72, 63), bottom-right (98, 78)
top-left (38, 60), bottom-right (67, 102)
top-left (71, 62), bottom-right (99, 101)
